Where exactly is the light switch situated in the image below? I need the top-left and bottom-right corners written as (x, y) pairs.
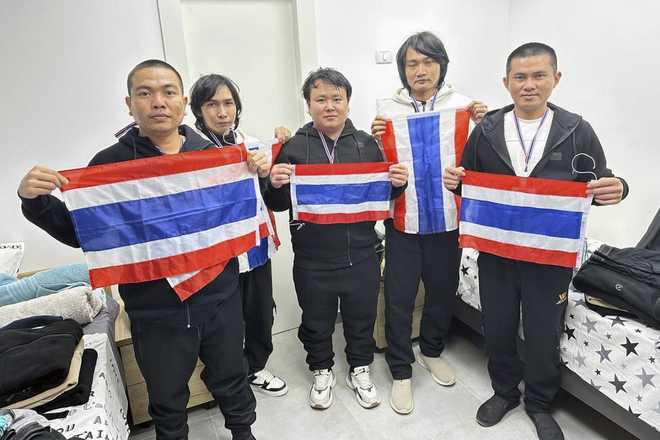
top-left (375, 50), bottom-right (393, 64)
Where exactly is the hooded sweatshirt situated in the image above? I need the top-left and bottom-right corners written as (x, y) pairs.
top-left (376, 84), bottom-right (472, 117)
top-left (263, 119), bottom-right (405, 270)
top-left (20, 125), bottom-right (239, 327)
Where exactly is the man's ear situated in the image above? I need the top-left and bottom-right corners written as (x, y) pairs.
top-left (125, 96), bottom-right (132, 116)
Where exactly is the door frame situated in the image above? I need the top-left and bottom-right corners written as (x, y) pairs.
top-left (155, 0), bottom-right (319, 125)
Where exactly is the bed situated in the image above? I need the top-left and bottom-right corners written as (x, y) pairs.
top-left (455, 242), bottom-right (660, 440)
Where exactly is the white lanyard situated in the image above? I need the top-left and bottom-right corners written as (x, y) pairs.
top-left (513, 109), bottom-right (549, 172)
top-left (318, 129), bottom-right (338, 164)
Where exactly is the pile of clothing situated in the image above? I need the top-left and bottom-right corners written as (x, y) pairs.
top-left (0, 409), bottom-right (84, 440)
top-left (0, 253), bottom-right (100, 426)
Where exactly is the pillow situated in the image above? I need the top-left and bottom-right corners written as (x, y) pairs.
top-left (0, 242), bottom-right (24, 276)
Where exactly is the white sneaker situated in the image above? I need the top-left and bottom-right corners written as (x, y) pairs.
top-left (346, 366), bottom-right (381, 409)
top-left (309, 369), bottom-right (335, 409)
top-left (249, 369), bottom-right (288, 397)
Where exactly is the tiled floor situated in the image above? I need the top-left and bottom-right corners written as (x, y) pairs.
top-left (130, 321), bottom-right (639, 440)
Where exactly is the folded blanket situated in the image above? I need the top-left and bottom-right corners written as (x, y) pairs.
top-left (0, 264), bottom-right (89, 307)
top-left (0, 287), bottom-right (102, 329)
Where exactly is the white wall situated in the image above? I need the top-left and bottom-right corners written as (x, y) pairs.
top-left (0, 0), bottom-right (164, 270)
top-left (314, 0), bottom-right (512, 130)
top-left (506, 0), bottom-right (660, 247)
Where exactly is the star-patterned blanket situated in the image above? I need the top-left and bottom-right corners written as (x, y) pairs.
top-left (457, 242), bottom-right (660, 433)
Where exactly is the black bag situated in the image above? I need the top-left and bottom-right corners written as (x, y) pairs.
top-left (573, 244), bottom-right (660, 326)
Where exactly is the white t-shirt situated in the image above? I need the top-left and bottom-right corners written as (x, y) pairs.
top-left (504, 109), bottom-right (554, 177)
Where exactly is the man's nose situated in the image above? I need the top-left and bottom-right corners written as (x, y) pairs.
top-left (151, 92), bottom-right (166, 107)
top-left (217, 105), bottom-right (228, 117)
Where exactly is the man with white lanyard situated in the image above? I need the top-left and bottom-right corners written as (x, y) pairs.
top-left (444, 42), bottom-right (628, 440)
top-left (266, 68), bottom-right (408, 411)
top-left (371, 31), bottom-right (488, 415)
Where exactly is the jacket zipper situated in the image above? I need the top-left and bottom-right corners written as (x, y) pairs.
top-left (346, 225), bottom-right (353, 266)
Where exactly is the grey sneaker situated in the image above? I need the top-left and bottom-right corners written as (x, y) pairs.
top-left (346, 366), bottom-right (380, 409)
top-left (418, 353), bottom-right (456, 386)
top-left (308, 369), bottom-right (335, 409)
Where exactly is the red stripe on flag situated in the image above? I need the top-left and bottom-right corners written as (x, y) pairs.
top-left (463, 171), bottom-right (588, 198)
top-left (61, 147), bottom-right (246, 191)
top-left (381, 120), bottom-right (399, 163)
top-left (172, 261), bottom-right (228, 301)
top-left (459, 235), bottom-right (578, 268)
top-left (294, 162), bottom-right (391, 176)
top-left (453, 110), bottom-right (470, 226)
top-left (298, 210), bottom-right (391, 224)
top-left (267, 210), bottom-right (281, 248)
top-left (271, 143), bottom-right (283, 162)
top-left (88, 230), bottom-right (258, 288)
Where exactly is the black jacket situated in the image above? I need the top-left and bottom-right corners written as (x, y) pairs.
top-left (20, 125), bottom-right (239, 327)
top-left (264, 119), bottom-right (404, 270)
top-left (456, 103), bottom-right (629, 199)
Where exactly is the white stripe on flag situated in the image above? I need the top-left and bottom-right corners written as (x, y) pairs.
top-left (460, 221), bottom-right (580, 253)
top-left (85, 215), bottom-right (259, 269)
top-left (65, 162), bottom-right (249, 210)
top-left (297, 200), bottom-right (390, 214)
top-left (440, 110), bottom-right (459, 230)
top-left (294, 172), bottom-right (390, 185)
top-left (167, 268), bottom-right (201, 286)
top-left (392, 116), bottom-right (419, 232)
top-left (462, 185), bottom-right (589, 212)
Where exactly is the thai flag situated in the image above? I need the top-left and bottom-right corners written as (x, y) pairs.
top-left (290, 162), bottom-right (392, 224)
top-left (59, 147), bottom-right (262, 300)
top-left (382, 109), bottom-right (470, 234)
top-left (459, 171), bottom-right (593, 268)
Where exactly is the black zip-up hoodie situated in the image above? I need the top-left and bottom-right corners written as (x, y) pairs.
top-left (263, 119), bottom-right (405, 270)
top-left (20, 125), bottom-right (239, 327)
top-left (455, 103), bottom-right (629, 200)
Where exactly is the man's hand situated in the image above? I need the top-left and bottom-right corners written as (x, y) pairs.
top-left (18, 165), bottom-right (69, 199)
top-left (389, 163), bottom-right (409, 188)
top-left (587, 177), bottom-right (624, 205)
top-left (467, 100), bottom-right (488, 124)
top-left (269, 163), bottom-right (293, 189)
top-left (274, 126), bottom-right (292, 143)
top-left (371, 116), bottom-right (389, 139)
top-left (247, 151), bottom-right (271, 178)
top-left (443, 166), bottom-right (465, 191)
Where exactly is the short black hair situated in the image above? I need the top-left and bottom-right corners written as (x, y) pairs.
top-left (506, 42), bottom-right (558, 75)
top-left (396, 31), bottom-right (450, 91)
top-left (189, 74), bottom-right (243, 133)
top-left (302, 68), bottom-right (352, 103)
top-left (126, 59), bottom-right (184, 95)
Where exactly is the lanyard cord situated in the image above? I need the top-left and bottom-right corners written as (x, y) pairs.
top-left (318, 129), bottom-right (338, 163)
top-left (513, 109), bottom-right (549, 172)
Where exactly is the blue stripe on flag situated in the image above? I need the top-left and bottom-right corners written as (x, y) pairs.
top-left (460, 198), bottom-right (583, 239)
top-left (408, 114), bottom-right (445, 233)
top-left (295, 181), bottom-right (391, 205)
top-left (247, 236), bottom-right (270, 269)
top-left (71, 179), bottom-right (257, 251)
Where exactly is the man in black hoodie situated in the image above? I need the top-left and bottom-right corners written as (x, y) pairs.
top-left (17, 60), bottom-right (256, 440)
top-left (266, 68), bottom-right (408, 411)
top-left (444, 43), bottom-right (628, 440)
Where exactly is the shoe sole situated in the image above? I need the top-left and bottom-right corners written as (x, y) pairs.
top-left (418, 355), bottom-right (456, 386)
top-left (389, 394), bottom-right (414, 415)
top-left (345, 374), bottom-right (381, 409)
top-left (309, 375), bottom-right (336, 410)
top-left (250, 383), bottom-right (289, 397)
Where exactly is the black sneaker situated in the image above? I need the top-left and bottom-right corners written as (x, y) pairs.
top-left (476, 395), bottom-right (520, 427)
top-left (527, 412), bottom-right (565, 440)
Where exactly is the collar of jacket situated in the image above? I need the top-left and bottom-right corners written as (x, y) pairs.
top-left (296, 118), bottom-right (358, 139)
top-left (478, 102), bottom-right (583, 175)
top-left (118, 124), bottom-right (214, 156)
